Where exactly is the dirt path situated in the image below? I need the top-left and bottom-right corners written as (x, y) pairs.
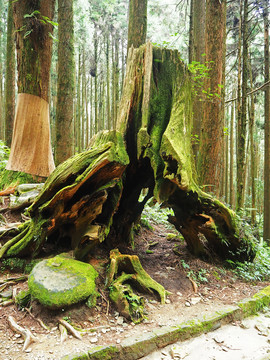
top-left (142, 312), bottom-right (270, 360)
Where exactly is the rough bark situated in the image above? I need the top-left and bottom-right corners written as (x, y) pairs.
top-left (6, 0), bottom-right (56, 177)
top-left (197, 0), bottom-right (226, 196)
top-left (55, 0), bottom-right (75, 165)
top-left (237, 0), bottom-right (248, 210)
top-left (127, 0), bottom-right (147, 52)
top-left (263, 0), bottom-right (270, 244)
top-left (4, 0), bottom-right (15, 147)
top-left (0, 44), bottom-right (256, 263)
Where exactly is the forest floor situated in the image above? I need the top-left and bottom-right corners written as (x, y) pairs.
top-left (0, 197), bottom-right (269, 360)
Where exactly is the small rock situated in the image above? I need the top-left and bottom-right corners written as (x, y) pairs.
top-left (177, 292), bottom-right (182, 297)
top-left (25, 348), bottom-right (32, 353)
top-left (116, 316), bottom-right (124, 325)
top-left (116, 339), bottom-right (121, 344)
top-left (185, 301), bottom-right (191, 307)
top-left (165, 299), bottom-right (171, 304)
top-left (190, 297), bottom-right (201, 305)
top-left (90, 337), bottom-right (98, 343)
top-left (169, 344), bottom-right (188, 359)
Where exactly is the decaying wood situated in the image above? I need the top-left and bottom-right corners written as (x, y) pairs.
top-left (0, 43), bottom-right (257, 263)
top-left (59, 319), bottom-right (82, 340)
top-left (6, 93), bottom-right (55, 177)
top-left (0, 185), bottom-right (16, 196)
top-left (8, 315), bottom-right (38, 351)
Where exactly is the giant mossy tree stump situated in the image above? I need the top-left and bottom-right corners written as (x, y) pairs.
top-left (0, 43), bottom-right (256, 262)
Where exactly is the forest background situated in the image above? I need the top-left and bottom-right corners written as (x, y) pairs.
top-left (0, 0), bottom-right (269, 247)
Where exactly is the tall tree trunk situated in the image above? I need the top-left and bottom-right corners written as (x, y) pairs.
top-left (4, 0), bottom-right (15, 147)
top-left (55, 0), bottom-right (75, 165)
top-left (197, 0), bottom-right (226, 196)
top-left (190, 0), bottom-right (206, 163)
top-left (106, 34), bottom-right (111, 130)
top-left (94, 28), bottom-right (98, 134)
top-left (6, 0), bottom-right (56, 177)
top-left (263, 0), bottom-right (270, 244)
top-left (229, 93), bottom-right (235, 209)
top-left (76, 52), bottom-right (81, 152)
top-left (127, 0), bottom-right (148, 52)
top-left (237, 0), bottom-right (248, 210)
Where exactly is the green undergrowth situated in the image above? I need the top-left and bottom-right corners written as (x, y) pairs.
top-left (227, 243), bottom-right (270, 282)
top-left (0, 141), bottom-right (35, 189)
top-left (141, 199), bottom-right (174, 229)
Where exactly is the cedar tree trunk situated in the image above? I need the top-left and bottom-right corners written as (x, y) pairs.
top-left (6, 0), bottom-right (55, 177)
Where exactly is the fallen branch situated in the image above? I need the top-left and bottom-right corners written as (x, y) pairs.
top-left (59, 319), bottom-right (82, 340)
top-left (8, 315), bottom-right (38, 351)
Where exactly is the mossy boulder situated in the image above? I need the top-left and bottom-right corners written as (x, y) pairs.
top-left (28, 255), bottom-right (98, 308)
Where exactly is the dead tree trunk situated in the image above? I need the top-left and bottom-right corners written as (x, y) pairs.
top-left (0, 44), bottom-right (256, 262)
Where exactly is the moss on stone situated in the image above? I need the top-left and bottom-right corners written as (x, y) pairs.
top-left (28, 255), bottom-right (98, 308)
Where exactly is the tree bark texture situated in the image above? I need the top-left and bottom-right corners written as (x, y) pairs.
top-left (190, 0), bottom-right (206, 162)
top-left (197, 0), bottom-right (226, 196)
top-left (4, 0), bottom-right (15, 147)
top-left (6, 0), bottom-right (56, 177)
top-left (0, 44), bottom-right (256, 263)
top-left (237, 0), bottom-right (248, 210)
top-left (127, 0), bottom-right (148, 52)
top-left (263, 0), bottom-right (270, 244)
top-left (55, 0), bottom-right (75, 165)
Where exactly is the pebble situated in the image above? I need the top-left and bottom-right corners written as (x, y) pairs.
top-left (116, 339), bottom-right (121, 344)
top-left (25, 348), bottom-right (32, 353)
top-left (177, 292), bottom-right (183, 297)
top-left (90, 337), bottom-right (98, 343)
top-left (165, 299), bottom-right (171, 304)
top-left (185, 301), bottom-right (191, 307)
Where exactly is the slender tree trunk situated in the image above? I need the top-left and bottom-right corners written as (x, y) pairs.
top-left (4, 0), bottom-right (15, 147)
top-left (81, 49), bottom-right (86, 149)
top-left (197, 0), bottom-right (226, 196)
top-left (127, 0), bottom-right (148, 52)
top-left (7, 0), bottom-right (56, 177)
top-left (106, 34), bottom-right (111, 130)
top-left (263, 0), bottom-right (270, 244)
top-left (0, 28), bottom-right (4, 139)
top-left (114, 33), bottom-right (120, 129)
top-left (237, 0), bottom-right (248, 210)
top-left (94, 28), bottom-right (98, 134)
top-left (55, 0), bottom-right (75, 165)
top-left (76, 53), bottom-right (81, 152)
top-left (190, 0), bottom-right (206, 162)
top-left (229, 93), bottom-right (235, 208)
top-left (188, 0), bottom-right (194, 63)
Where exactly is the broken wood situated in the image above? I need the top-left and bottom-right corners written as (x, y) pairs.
top-left (0, 43), bottom-right (257, 264)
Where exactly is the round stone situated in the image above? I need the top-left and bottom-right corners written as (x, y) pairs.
top-left (28, 255), bottom-right (98, 308)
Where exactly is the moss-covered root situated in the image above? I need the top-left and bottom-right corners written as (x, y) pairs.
top-left (107, 249), bottom-right (168, 322)
top-left (109, 277), bottom-right (145, 323)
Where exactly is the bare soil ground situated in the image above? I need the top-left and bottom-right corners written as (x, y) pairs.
top-left (0, 197), bottom-right (269, 360)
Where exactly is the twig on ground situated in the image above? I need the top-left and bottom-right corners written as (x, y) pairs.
top-left (188, 276), bottom-right (198, 293)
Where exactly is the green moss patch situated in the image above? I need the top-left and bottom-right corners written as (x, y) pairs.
top-left (28, 255), bottom-right (98, 308)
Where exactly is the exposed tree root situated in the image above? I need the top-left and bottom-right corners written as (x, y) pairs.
top-left (59, 319), bottom-right (82, 340)
top-left (107, 249), bottom-right (168, 323)
top-left (8, 315), bottom-right (38, 351)
top-left (59, 323), bottom-right (68, 343)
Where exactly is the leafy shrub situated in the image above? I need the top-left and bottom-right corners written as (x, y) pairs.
top-left (227, 243), bottom-right (270, 282)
